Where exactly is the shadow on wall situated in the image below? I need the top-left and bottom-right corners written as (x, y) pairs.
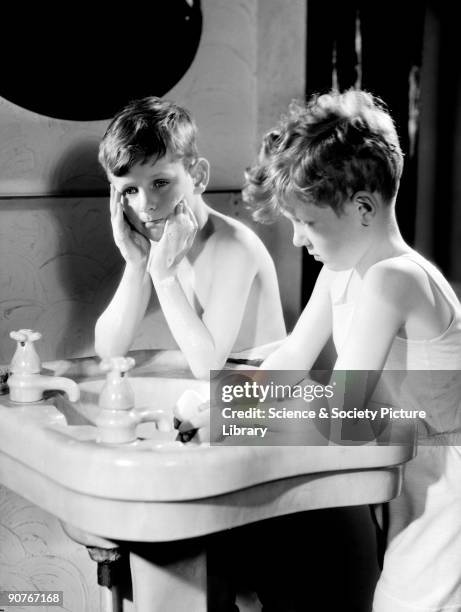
top-left (51, 211), bottom-right (121, 360)
top-left (47, 141), bottom-right (120, 359)
top-left (48, 139), bottom-right (107, 196)
top-left (0, 143), bottom-right (123, 362)
top-left (0, 197), bottom-right (123, 362)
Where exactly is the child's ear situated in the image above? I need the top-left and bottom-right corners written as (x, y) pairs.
top-left (190, 158), bottom-right (210, 194)
top-left (352, 191), bottom-right (377, 227)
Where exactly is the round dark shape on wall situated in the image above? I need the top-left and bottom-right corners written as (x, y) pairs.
top-left (0, 1), bottom-right (202, 121)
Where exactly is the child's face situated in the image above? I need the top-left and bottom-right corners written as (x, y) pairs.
top-left (282, 196), bottom-right (366, 270)
top-left (109, 152), bottom-right (197, 242)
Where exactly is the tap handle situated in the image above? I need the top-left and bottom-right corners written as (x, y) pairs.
top-left (10, 329), bottom-right (42, 344)
top-left (9, 329), bottom-right (42, 374)
top-left (98, 356), bottom-right (136, 414)
top-left (100, 356), bottom-right (136, 375)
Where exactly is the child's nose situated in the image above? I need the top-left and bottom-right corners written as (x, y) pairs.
top-left (138, 191), bottom-right (158, 212)
top-left (292, 224), bottom-right (310, 248)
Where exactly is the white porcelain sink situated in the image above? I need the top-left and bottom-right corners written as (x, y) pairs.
top-left (0, 363), bottom-right (416, 543)
top-left (0, 357), bottom-right (418, 611)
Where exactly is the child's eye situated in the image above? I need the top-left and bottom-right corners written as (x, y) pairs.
top-left (122, 186), bottom-right (137, 196)
top-left (154, 179), bottom-right (170, 188)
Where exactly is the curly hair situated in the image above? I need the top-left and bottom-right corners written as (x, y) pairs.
top-left (243, 89), bottom-right (404, 222)
top-left (98, 96), bottom-right (199, 176)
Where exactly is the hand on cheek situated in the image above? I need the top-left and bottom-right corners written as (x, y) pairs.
top-left (149, 198), bottom-right (198, 280)
top-left (110, 185), bottom-right (150, 266)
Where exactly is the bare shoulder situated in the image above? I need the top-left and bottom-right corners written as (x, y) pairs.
top-left (363, 256), bottom-right (429, 307)
top-left (206, 209), bottom-right (273, 263)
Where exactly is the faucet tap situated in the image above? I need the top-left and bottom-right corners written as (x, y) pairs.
top-left (95, 356), bottom-right (172, 444)
top-left (8, 329), bottom-right (80, 403)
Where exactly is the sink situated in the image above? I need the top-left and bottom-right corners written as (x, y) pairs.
top-left (0, 362), bottom-right (416, 542)
top-left (0, 355), bottom-right (417, 611)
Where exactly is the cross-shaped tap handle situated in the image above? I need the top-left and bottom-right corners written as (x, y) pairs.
top-left (100, 356), bottom-right (136, 374)
top-left (10, 329), bottom-right (42, 344)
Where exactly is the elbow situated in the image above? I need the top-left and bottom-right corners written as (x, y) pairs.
top-left (190, 366), bottom-right (211, 381)
top-left (94, 319), bottom-right (128, 360)
top-left (94, 342), bottom-right (110, 360)
top-left (94, 341), bottom-right (129, 360)
top-left (94, 339), bottom-right (112, 360)
top-left (94, 319), bottom-right (111, 359)
top-left (94, 320), bottom-right (104, 358)
top-left (189, 354), bottom-right (227, 381)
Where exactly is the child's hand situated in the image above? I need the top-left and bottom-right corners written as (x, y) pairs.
top-left (177, 400), bottom-right (210, 430)
top-left (149, 199), bottom-right (198, 280)
top-left (173, 390), bottom-right (210, 444)
top-left (110, 185), bottom-right (150, 266)
top-left (177, 400), bottom-right (211, 443)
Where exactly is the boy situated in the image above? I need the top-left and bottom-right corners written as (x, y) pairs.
top-left (242, 89), bottom-right (461, 611)
top-left (95, 96), bottom-right (286, 379)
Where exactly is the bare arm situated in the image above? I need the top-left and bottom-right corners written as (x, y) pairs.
top-left (94, 186), bottom-right (152, 358)
top-left (327, 263), bottom-right (412, 414)
top-left (334, 264), bottom-right (410, 371)
top-left (151, 229), bottom-right (259, 380)
top-left (260, 266), bottom-right (334, 379)
top-left (95, 265), bottom-right (152, 358)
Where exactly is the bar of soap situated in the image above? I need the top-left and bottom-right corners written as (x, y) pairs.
top-left (174, 389), bottom-right (207, 422)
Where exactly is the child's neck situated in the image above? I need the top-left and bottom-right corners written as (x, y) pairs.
top-left (355, 216), bottom-right (410, 277)
top-left (186, 197), bottom-right (212, 262)
top-left (192, 196), bottom-right (209, 231)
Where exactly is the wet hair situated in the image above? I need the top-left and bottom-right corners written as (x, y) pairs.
top-left (98, 96), bottom-right (199, 176)
top-left (243, 88), bottom-right (404, 222)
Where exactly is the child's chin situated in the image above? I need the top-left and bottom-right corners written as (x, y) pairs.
top-left (143, 223), bottom-right (166, 242)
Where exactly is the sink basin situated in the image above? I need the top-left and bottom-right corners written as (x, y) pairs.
top-left (0, 356), bottom-right (418, 611)
top-left (0, 364), bottom-right (415, 543)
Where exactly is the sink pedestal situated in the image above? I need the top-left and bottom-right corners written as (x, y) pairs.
top-left (130, 545), bottom-right (207, 612)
